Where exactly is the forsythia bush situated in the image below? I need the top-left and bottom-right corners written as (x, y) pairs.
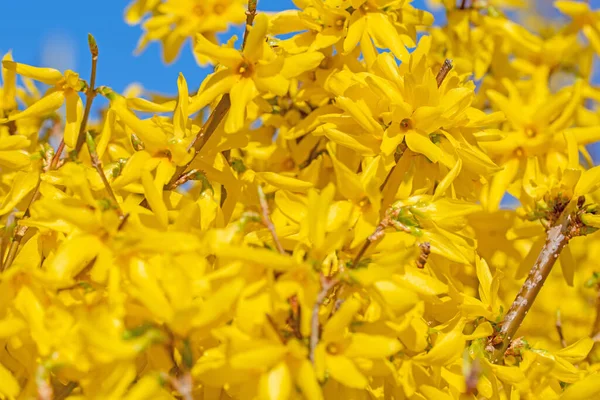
top-left (3, 0), bottom-right (600, 398)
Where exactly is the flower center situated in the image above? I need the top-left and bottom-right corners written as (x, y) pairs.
top-left (193, 4), bottom-right (204, 16)
top-left (213, 3), bottom-right (225, 14)
top-left (326, 343), bottom-right (340, 354)
top-left (237, 61), bottom-right (254, 78)
top-left (400, 118), bottom-right (413, 130)
top-left (524, 126), bottom-right (537, 138)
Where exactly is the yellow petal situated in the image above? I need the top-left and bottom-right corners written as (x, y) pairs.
top-left (230, 346), bottom-right (288, 370)
top-left (173, 72), bottom-right (189, 138)
top-left (575, 165), bottom-right (600, 196)
top-left (259, 361), bottom-right (292, 400)
top-left (554, 337), bottom-right (594, 363)
top-left (212, 243), bottom-right (299, 271)
top-left (110, 97), bottom-right (167, 149)
top-left (487, 157), bottom-right (520, 211)
top-left (64, 90), bottom-right (84, 148)
top-left (374, 280), bottom-right (420, 314)
top-left (123, 375), bottom-right (163, 400)
top-left (559, 244), bottom-right (575, 287)
top-left (2, 60), bottom-right (63, 85)
top-left (257, 172), bottom-right (313, 191)
top-left (3, 90), bottom-right (65, 122)
top-left (560, 373), bottom-right (600, 400)
top-left (225, 78), bottom-right (257, 133)
top-left (243, 13), bottom-right (269, 62)
top-left (46, 234), bottom-right (102, 282)
top-left (190, 70), bottom-right (240, 114)
top-left (326, 355), bottom-right (368, 389)
top-left (433, 159), bottom-right (462, 201)
top-left (328, 146), bottom-right (364, 202)
top-left (0, 170), bottom-right (38, 215)
top-left (96, 109), bottom-right (115, 158)
top-left (367, 13), bottom-right (409, 61)
top-left (344, 333), bottom-right (402, 358)
top-left (126, 97), bottom-right (176, 113)
top-left (0, 362), bottom-right (20, 398)
top-left (413, 324), bottom-right (464, 366)
top-left (405, 132), bottom-right (442, 163)
top-left (343, 14), bottom-right (367, 55)
top-left (195, 34), bottom-right (243, 69)
top-left (294, 360), bottom-right (323, 400)
top-left (281, 52), bottom-right (325, 78)
top-left (1, 52), bottom-right (17, 110)
top-left (322, 298), bottom-right (361, 342)
top-left (141, 169), bottom-right (169, 228)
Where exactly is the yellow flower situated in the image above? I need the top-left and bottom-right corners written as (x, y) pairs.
top-left (556, 0), bottom-right (600, 55)
top-left (129, 0), bottom-right (246, 64)
top-left (0, 60), bottom-right (85, 148)
top-left (191, 13), bottom-right (325, 133)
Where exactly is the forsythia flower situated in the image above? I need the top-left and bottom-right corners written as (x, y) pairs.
top-left (1, 0), bottom-right (600, 399)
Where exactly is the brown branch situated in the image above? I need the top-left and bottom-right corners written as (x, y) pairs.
top-left (266, 314), bottom-right (287, 344)
top-left (556, 309), bottom-right (567, 348)
top-left (164, 95), bottom-right (231, 192)
top-left (287, 295), bottom-right (302, 340)
top-left (490, 209), bottom-right (583, 363)
top-left (53, 381), bottom-right (77, 400)
top-left (86, 132), bottom-right (123, 217)
top-left (436, 59), bottom-right (453, 87)
top-left (258, 185), bottom-right (284, 254)
top-left (166, 169), bottom-right (203, 191)
top-left (242, 0), bottom-right (258, 50)
top-left (73, 34), bottom-right (100, 155)
top-left (309, 274), bottom-right (339, 363)
top-left (164, 372), bottom-right (193, 400)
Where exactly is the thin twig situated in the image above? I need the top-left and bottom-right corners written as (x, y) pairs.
top-left (165, 372), bottom-right (193, 400)
top-left (490, 209), bottom-right (584, 363)
top-left (164, 95), bottom-right (231, 192)
top-left (352, 240), bottom-right (372, 267)
top-left (287, 295), bottom-right (302, 340)
top-left (49, 140), bottom-right (66, 171)
top-left (258, 185), bottom-right (285, 254)
top-left (242, 0), bottom-right (258, 50)
top-left (556, 309), bottom-right (567, 348)
top-left (53, 381), bottom-right (77, 400)
top-left (436, 59), bottom-right (453, 87)
top-left (167, 169), bottom-right (203, 191)
top-left (309, 274), bottom-right (339, 364)
top-left (74, 34), bottom-right (100, 155)
top-left (266, 314), bottom-right (287, 344)
top-left (86, 132), bottom-right (123, 217)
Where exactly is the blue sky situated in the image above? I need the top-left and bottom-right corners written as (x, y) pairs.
top-left (0, 1), bottom-right (433, 97)
top-left (0, 0), bottom-right (303, 96)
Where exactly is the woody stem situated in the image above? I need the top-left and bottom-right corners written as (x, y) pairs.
top-left (490, 212), bottom-right (577, 363)
top-left (242, 0), bottom-right (258, 50)
top-left (73, 34), bottom-right (99, 155)
top-left (309, 274), bottom-right (339, 364)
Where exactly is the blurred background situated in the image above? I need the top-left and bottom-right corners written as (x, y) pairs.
top-left (0, 0), bottom-right (297, 95)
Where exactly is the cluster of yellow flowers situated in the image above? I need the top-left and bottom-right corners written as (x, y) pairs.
top-left (2, 0), bottom-right (600, 398)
